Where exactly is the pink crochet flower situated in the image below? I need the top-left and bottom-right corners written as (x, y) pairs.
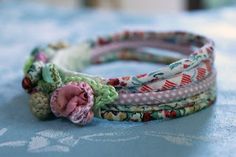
top-left (50, 82), bottom-right (94, 125)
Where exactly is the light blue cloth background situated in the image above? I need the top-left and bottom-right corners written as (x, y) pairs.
top-left (0, 1), bottom-right (236, 157)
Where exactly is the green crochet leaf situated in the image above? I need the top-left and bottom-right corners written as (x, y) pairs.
top-left (42, 63), bottom-right (62, 86)
top-left (37, 80), bottom-right (59, 94)
top-left (38, 63), bottom-right (62, 94)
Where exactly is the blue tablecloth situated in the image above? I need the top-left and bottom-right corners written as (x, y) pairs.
top-left (0, 1), bottom-right (236, 157)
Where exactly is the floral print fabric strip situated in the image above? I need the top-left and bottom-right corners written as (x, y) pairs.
top-left (96, 87), bottom-right (216, 122)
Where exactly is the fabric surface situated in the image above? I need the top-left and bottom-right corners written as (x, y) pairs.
top-left (0, 1), bottom-right (236, 157)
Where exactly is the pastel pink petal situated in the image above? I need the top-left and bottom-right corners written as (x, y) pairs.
top-left (61, 96), bottom-right (80, 117)
top-left (70, 109), bottom-right (94, 125)
top-left (57, 84), bottom-right (83, 110)
top-left (62, 94), bottom-right (88, 117)
top-left (84, 111), bottom-right (94, 124)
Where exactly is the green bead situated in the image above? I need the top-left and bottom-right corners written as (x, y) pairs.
top-left (29, 92), bottom-right (53, 120)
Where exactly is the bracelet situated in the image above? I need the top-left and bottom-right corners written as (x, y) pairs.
top-left (22, 31), bottom-right (216, 126)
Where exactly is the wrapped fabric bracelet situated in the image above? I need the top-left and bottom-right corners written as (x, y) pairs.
top-left (22, 31), bottom-right (216, 125)
top-left (113, 72), bottom-right (215, 105)
top-left (97, 94), bottom-right (216, 122)
top-left (101, 85), bottom-right (216, 113)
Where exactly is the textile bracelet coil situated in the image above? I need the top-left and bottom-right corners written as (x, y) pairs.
top-left (22, 31), bottom-right (216, 125)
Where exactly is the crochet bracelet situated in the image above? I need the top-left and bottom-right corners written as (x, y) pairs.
top-left (22, 31), bottom-right (216, 125)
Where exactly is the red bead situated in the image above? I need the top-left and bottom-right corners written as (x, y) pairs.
top-left (22, 76), bottom-right (32, 90)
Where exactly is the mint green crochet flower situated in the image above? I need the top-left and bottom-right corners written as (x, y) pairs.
top-left (38, 63), bottom-right (63, 93)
